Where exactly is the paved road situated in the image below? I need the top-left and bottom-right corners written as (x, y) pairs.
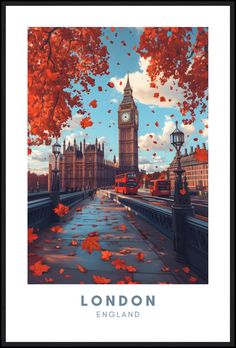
top-left (28, 191), bottom-right (205, 284)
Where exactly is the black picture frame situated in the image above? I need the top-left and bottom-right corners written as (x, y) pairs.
top-left (1, 1), bottom-right (235, 346)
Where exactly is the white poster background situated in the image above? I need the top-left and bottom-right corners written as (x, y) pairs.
top-left (6, 5), bottom-right (230, 343)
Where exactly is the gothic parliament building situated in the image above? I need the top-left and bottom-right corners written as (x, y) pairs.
top-left (48, 75), bottom-right (139, 191)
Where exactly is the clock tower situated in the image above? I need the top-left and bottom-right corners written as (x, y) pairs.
top-left (118, 74), bottom-right (139, 173)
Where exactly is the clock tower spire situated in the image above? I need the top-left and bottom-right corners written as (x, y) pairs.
top-left (118, 74), bottom-right (139, 174)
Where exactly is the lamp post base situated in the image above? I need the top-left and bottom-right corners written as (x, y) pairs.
top-left (172, 204), bottom-right (195, 263)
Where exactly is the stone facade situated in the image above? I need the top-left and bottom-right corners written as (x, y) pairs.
top-left (48, 138), bottom-right (117, 192)
top-left (167, 144), bottom-right (208, 193)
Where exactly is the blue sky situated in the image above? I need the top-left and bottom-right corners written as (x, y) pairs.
top-left (28, 27), bottom-right (208, 174)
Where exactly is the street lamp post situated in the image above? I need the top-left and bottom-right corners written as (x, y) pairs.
top-left (170, 121), bottom-right (194, 262)
top-left (51, 138), bottom-right (61, 216)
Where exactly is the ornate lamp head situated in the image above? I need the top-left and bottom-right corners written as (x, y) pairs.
top-left (170, 121), bottom-right (185, 152)
top-left (52, 138), bottom-right (61, 159)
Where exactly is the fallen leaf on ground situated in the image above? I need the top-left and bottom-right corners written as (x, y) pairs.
top-left (81, 235), bottom-right (101, 254)
top-left (93, 275), bottom-right (112, 284)
top-left (30, 261), bottom-right (50, 276)
top-left (101, 250), bottom-right (113, 261)
top-left (28, 227), bottom-right (38, 244)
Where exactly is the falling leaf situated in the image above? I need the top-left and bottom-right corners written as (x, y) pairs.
top-left (53, 203), bottom-right (69, 217)
top-left (110, 27), bottom-right (115, 32)
top-left (30, 261), bottom-right (50, 276)
top-left (80, 116), bottom-right (93, 129)
top-left (81, 235), bottom-right (101, 254)
top-left (59, 268), bottom-right (65, 274)
top-left (93, 275), bottom-right (112, 284)
top-left (44, 277), bottom-right (54, 283)
top-left (107, 81), bottom-right (115, 88)
top-left (98, 86), bottom-right (103, 91)
top-left (101, 250), bottom-right (113, 261)
top-left (160, 96), bottom-right (166, 102)
top-left (155, 121), bottom-right (159, 127)
top-left (153, 92), bottom-right (159, 98)
top-left (193, 137), bottom-right (198, 141)
top-left (28, 227), bottom-right (38, 244)
top-left (89, 99), bottom-right (97, 108)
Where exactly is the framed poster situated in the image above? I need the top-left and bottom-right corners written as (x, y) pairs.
top-left (2, 1), bottom-right (234, 345)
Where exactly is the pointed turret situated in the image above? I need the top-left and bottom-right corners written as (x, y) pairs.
top-left (124, 73), bottom-right (132, 96)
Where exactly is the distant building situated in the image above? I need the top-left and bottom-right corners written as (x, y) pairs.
top-left (167, 144), bottom-right (208, 193)
top-left (48, 138), bottom-right (117, 191)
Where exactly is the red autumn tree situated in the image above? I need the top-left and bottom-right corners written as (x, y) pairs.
top-left (137, 27), bottom-right (208, 119)
top-left (28, 27), bottom-right (109, 146)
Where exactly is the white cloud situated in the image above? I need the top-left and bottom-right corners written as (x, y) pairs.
top-left (98, 136), bottom-right (106, 144)
top-left (110, 57), bottom-right (184, 107)
top-left (30, 149), bottom-right (48, 162)
top-left (138, 121), bottom-right (195, 151)
top-left (201, 118), bottom-right (208, 137)
top-left (110, 98), bottom-right (119, 104)
top-left (139, 163), bottom-right (168, 173)
top-left (65, 112), bottom-right (83, 130)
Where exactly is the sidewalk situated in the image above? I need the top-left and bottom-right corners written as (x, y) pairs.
top-left (28, 191), bottom-right (205, 284)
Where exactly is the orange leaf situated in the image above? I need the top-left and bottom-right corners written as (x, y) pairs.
top-left (28, 227), bottom-right (38, 244)
top-left (81, 235), bottom-right (101, 254)
top-left (30, 261), bottom-right (50, 276)
top-left (107, 81), bottom-right (115, 88)
top-left (182, 266), bottom-right (191, 274)
top-left (71, 239), bottom-right (79, 246)
top-left (93, 275), bottom-right (112, 284)
top-left (101, 250), bottom-right (113, 261)
top-left (59, 268), bottom-right (65, 274)
top-left (50, 225), bottom-right (64, 233)
top-left (136, 252), bottom-right (145, 262)
top-left (119, 224), bottom-right (127, 231)
top-left (126, 265), bottom-right (137, 273)
top-left (179, 188), bottom-right (186, 195)
top-left (89, 99), bottom-right (97, 108)
top-left (53, 203), bottom-right (69, 217)
top-left (189, 276), bottom-right (198, 283)
top-left (77, 263), bottom-right (87, 273)
top-left (112, 258), bottom-right (127, 270)
top-left (80, 116), bottom-right (93, 129)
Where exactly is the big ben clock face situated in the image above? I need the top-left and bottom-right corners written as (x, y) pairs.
top-left (121, 112), bottom-right (130, 122)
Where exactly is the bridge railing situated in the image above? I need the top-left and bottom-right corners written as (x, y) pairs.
top-left (184, 216), bottom-right (208, 279)
top-left (28, 190), bottom-right (92, 229)
top-left (102, 189), bottom-right (208, 280)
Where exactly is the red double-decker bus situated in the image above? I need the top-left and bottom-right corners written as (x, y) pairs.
top-left (149, 179), bottom-right (171, 197)
top-left (115, 172), bottom-right (139, 195)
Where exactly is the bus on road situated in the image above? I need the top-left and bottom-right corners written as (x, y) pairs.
top-left (149, 179), bottom-right (171, 197)
top-left (115, 172), bottom-right (139, 195)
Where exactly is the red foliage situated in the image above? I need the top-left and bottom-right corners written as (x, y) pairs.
top-left (28, 227), bottom-right (38, 244)
top-left (28, 27), bottom-right (109, 146)
top-left (137, 27), bottom-right (208, 117)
